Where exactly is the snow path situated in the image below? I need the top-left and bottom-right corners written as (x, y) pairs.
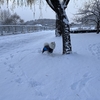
top-left (0, 31), bottom-right (53, 56)
top-left (0, 31), bottom-right (100, 100)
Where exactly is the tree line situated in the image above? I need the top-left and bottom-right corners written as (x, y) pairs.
top-left (0, 9), bottom-right (24, 25)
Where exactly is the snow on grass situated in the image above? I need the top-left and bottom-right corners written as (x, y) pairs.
top-left (0, 30), bottom-right (100, 100)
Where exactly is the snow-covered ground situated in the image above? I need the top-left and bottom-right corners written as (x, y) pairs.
top-left (0, 30), bottom-right (100, 100)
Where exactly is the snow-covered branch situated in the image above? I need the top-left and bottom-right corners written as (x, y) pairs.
top-left (74, 0), bottom-right (100, 33)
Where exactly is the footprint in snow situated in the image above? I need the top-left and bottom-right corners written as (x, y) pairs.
top-left (89, 43), bottom-right (100, 59)
top-left (8, 64), bottom-right (15, 73)
top-left (28, 79), bottom-right (41, 88)
top-left (71, 73), bottom-right (92, 91)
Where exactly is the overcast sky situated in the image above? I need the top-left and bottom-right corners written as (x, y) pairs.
top-left (5, 0), bottom-right (88, 22)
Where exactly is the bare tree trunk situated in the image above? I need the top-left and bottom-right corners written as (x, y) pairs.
top-left (60, 14), bottom-right (72, 54)
top-left (55, 14), bottom-right (62, 37)
top-left (96, 21), bottom-right (100, 34)
top-left (52, 0), bottom-right (72, 54)
top-left (55, 0), bottom-right (69, 37)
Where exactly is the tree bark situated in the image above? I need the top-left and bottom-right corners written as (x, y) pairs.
top-left (55, 0), bottom-right (69, 37)
top-left (55, 14), bottom-right (62, 37)
top-left (96, 21), bottom-right (100, 34)
top-left (60, 15), bottom-right (72, 54)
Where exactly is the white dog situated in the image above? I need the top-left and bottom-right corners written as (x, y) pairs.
top-left (42, 42), bottom-right (56, 53)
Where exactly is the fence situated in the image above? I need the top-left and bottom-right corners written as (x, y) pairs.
top-left (0, 25), bottom-right (54, 36)
top-left (70, 29), bottom-right (100, 33)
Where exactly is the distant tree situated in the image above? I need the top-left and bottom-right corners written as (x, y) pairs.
top-left (3, 13), bottom-right (24, 25)
top-left (20, 19), bottom-right (24, 24)
top-left (3, 18), bottom-right (12, 25)
top-left (0, 9), bottom-right (11, 23)
top-left (10, 13), bottom-right (23, 24)
top-left (74, 0), bottom-right (100, 34)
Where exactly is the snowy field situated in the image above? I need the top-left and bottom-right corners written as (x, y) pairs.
top-left (0, 30), bottom-right (100, 100)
